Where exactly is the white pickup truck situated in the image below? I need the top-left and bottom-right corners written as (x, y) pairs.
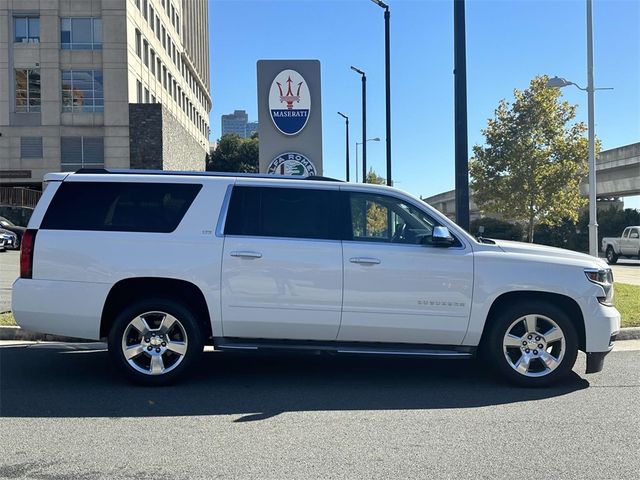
top-left (601, 226), bottom-right (640, 264)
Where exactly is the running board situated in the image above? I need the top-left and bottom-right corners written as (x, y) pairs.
top-left (213, 338), bottom-right (475, 359)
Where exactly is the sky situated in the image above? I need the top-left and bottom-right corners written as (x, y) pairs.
top-left (208, 0), bottom-right (640, 208)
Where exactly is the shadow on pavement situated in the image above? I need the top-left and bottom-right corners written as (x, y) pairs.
top-left (0, 343), bottom-right (589, 419)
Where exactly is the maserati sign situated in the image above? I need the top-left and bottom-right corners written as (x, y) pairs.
top-left (268, 69), bottom-right (311, 136)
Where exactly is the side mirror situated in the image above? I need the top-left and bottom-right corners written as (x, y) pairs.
top-left (631, 232), bottom-right (639, 239)
top-left (432, 226), bottom-right (455, 247)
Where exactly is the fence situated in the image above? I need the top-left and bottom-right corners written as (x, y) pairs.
top-left (0, 187), bottom-right (42, 208)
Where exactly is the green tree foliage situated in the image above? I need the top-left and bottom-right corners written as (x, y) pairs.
top-left (470, 76), bottom-right (593, 242)
top-left (351, 169), bottom-right (388, 238)
top-left (518, 207), bottom-right (639, 252)
top-left (596, 207), bottom-right (640, 243)
top-left (364, 169), bottom-right (388, 236)
top-left (207, 133), bottom-right (258, 173)
top-left (365, 169), bottom-right (386, 185)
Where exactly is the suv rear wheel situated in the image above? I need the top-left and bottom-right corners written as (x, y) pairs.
top-left (486, 302), bottom-right (578, 387)
top-left (108, 299), bottom-right (204, 385)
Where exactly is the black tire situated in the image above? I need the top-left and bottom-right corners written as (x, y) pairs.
top-left (605, 246), bottom-right (618, 265)
top-left (108, 298), bottom-right (204, 385)
top-left (485, 301), bottom-right (578, 387)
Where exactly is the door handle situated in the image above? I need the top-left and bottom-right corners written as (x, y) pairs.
top-left (230, 251), bottom-right (262, 259)
top-left (349, 257), bottom-right (381, 265)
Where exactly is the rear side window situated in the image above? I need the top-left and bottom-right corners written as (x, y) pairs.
top-left (41, 181), bottom-right (202, 233)
top-left (225, 186), bottom-right (341, 240)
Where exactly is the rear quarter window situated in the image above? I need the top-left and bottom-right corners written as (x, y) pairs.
top-left (40, 181), bottom-right (202, 233)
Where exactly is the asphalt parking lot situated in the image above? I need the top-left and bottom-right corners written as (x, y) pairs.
top-left (0, 342), bottom-right (639, 479)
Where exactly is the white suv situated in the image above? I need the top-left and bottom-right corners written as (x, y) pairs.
top-left (13, 170), bottom-right (620, 386)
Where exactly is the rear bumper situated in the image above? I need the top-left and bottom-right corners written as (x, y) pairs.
top-left (12, 278), bottom-right (110, 340)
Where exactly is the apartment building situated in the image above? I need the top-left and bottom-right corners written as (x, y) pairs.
top-left (0, 0), bottom-right (211, 188)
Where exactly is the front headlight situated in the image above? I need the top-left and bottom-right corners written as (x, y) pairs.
top-left (584, 268), bottom-right (614, 306)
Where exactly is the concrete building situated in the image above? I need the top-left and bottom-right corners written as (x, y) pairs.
top-left (0, 0), bottom-right (212, 188)
top-left (221, 109), bottom-right (257, 138)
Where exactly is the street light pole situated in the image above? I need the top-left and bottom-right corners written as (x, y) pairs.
top-left (371, 0), bottom-right (392, 186)
top-left (351, 66), bottom-right (367, 183)
top-left (586, 0), bottom-right (597, 257)
top-left (546, 1), bottom-right (611, 257)
top-left (338, 112), bottom-right (350, 182)
top-left (453, 0), bottom-right (470, 231)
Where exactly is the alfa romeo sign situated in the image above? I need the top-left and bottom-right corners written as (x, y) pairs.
top-left (267, 152), bottom-right (317, 177)
top-left (269, 69), bottom-right (311, 136)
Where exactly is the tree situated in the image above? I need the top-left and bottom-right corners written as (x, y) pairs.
top-left (469, 75), bottom-right (594, 242)
top-left (366, 168), bottom-right (386, 185)
top-left (207, 133), bottom-right (258, 173)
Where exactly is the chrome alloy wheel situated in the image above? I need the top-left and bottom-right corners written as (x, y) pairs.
top-left (121, 311), bottom-right (188, 376)
top-left (502, 314), bottom-right (566, 378)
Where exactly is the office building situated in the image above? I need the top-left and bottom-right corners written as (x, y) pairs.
top-left (0, 0), bottom-right (212, 187)
top-left (221, 110), bottom-right (257, 138)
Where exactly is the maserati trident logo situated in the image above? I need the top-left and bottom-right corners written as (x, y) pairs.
top-left (269, 69), bottom-right (311, 135)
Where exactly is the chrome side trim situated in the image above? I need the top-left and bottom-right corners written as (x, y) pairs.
top-left (337, 349), bottom-right (472, 357)
top-left (219, 345), bottom-right (258, 350)
top-left (215, 183), bottom-right (234, 238)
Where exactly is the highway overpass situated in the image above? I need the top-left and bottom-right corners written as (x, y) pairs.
top-left (423, 142), bottom-right (639, 220)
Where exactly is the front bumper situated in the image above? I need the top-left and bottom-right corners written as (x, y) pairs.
top-left (580, 296), bottom-right (619, 374)
top-left (582, 296), bottom-right (620, 352)
top-left (586, 349), bottom-right (612, 374)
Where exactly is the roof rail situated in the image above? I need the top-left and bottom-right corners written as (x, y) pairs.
top-left (305, 175), bottom-right (343, 182)
top-left (72, 168), bottom-right (344, 182)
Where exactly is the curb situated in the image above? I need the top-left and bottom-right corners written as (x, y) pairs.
top-left (0, 326), bottom-right (92, 343)
top-left (1, 325), bottom-right (640, 343)
top-left (617, 327), bottom-right (640, 341)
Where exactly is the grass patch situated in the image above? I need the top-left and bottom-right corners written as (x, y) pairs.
top-left (615, 283), bottom-right (640, 328)
top-left (0, 312), bottom-right (17, 326)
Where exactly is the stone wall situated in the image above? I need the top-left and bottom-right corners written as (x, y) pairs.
top-left (129, 104), bottom-right (206, 171)
top-left (161, 107), bottom-right (206, 171)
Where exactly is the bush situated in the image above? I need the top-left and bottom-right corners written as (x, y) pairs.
top-left (470, 217), bottom-right (524, 241)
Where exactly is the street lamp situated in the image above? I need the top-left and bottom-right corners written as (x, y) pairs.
top-left (370, 0), bottom-right (392, 187)
top-left (546, 1), bottom-right (612, 257)
top-left (356, 137), bottom-right (380, 183)
top-left (337, 112), bottom-right (350, 182)
top-left (351, 66), bottom-right (367, 183)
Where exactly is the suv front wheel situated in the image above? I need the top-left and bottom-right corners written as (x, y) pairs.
top-left (108, 299), bottom-right (204, 385)
top-left (486, 302), bottom-right (578, 387)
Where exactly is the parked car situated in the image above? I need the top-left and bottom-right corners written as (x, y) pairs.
top-left (0, 235), bottom-right (6, 252)
top-left (601, 226), bottom-right (640, 264)
top-left (13, 170), bottom-right (620, 387)
top-left (0, 216), bottom-right (26, 249)
top-left (0, 228), bottom-right (18, 251)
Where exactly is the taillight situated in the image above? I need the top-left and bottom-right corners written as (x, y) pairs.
top-left (20, 229), bottom-right (37, 279)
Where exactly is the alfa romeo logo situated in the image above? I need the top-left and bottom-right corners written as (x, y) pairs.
top-left (267, 152), bottom-right (317, 177)
top-left (269, 69), bottom-right (311, 136)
